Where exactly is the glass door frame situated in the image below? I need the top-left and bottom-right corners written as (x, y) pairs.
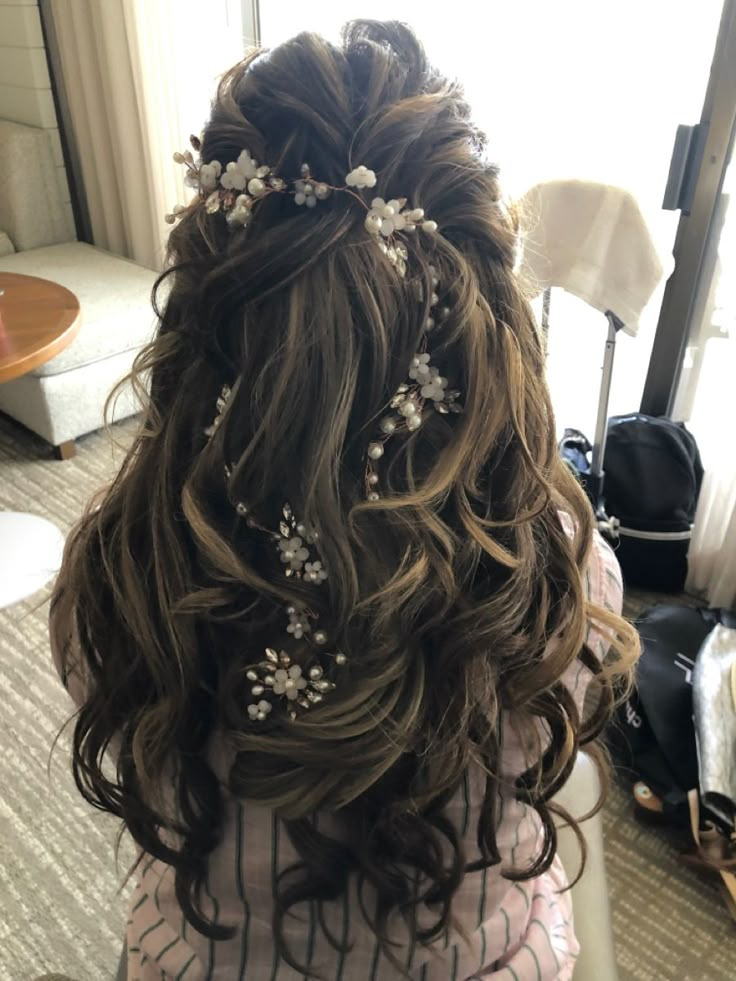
top-left (240, 0), bottom-right (261, 45)
top-left (640, 0), bottom-right (736, 417)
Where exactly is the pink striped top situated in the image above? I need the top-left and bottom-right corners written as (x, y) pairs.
top-left (53, 532), bottom-right (623, 981)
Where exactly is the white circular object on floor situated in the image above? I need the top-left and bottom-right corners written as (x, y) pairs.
top-left (0, 512), bottom-right (65, 608)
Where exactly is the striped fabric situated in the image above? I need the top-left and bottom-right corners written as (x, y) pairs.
top-left (125, 800), bottom-right (580, 981)
top-left (61, 533), bottom-right (622, 981)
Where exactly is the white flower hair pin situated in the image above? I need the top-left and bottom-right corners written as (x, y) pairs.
top-left (167, 135), bottom-right (439, 275)
top-left (246, 645), bottom-right (343, 722)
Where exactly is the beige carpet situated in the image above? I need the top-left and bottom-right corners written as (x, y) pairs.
top-left (0, 413), bottom-right (733, 980)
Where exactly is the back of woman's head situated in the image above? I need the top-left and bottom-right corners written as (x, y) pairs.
top-left (59, 19), bottom-right (636, 973)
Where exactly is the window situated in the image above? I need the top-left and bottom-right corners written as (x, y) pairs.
top-left (257, 0), bottom-right (724, 435)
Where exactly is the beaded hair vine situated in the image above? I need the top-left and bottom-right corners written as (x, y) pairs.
top-left (166, 134), bottom-right (440, 275)
top-left (181, 134), bottom-right (464, 722)
top-left (215, 473), bottom-right (344, 722)
top-left (364, 264), bottom-right (463, 501)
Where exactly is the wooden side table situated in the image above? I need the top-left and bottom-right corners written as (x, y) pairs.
top-left (0, 271), bottom-right (81, 459)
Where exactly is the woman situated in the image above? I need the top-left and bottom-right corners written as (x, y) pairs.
top-left (51, 20), bottom-right (637, 980)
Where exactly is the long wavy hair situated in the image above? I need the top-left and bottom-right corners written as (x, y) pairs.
top-left (54, 20), bottom-right (638, 976)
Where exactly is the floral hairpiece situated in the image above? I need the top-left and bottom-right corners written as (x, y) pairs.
top-left (211, 463), bottom-right (347, 722)
top-left (166, 134), bottom-right (438, 275)
top-left (365, 265), bottom-right (462, 499)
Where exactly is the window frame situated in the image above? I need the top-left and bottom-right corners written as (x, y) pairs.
top-left (640, 0), bottom-right (736, 417)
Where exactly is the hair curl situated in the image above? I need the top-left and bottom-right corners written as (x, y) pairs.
top-left (55, 20), bottom-right (638, 977)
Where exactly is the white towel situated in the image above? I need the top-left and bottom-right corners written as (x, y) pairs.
top-left (518, 179), bottom-right (665, 336)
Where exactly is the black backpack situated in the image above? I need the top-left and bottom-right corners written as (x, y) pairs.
top-left (603, 414), bottom-right (703, 591)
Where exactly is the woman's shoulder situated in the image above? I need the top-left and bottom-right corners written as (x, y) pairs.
top-left (558, 510), bottom-right (623, 613)
top-left (586, 530), bottom-right (624, 614)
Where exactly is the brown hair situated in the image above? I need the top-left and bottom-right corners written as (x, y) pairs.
top-left (55, 20), bottom-right (637, 976)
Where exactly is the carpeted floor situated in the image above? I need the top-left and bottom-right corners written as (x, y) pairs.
top-left (0, 412), bottom-right (733, 981)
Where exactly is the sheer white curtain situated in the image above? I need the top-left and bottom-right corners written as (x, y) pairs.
top-left (50, 0), bottom-right (245, 269)
top-left (685, 299), bottom-right (736, 608)
top-left (683, 145), bottom-right (736, 608)
top-left (689, 467), bottom-right (736, 609)
top-left (686, 328), bottom-right (736, 608)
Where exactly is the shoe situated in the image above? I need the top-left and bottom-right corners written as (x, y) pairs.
top-left (678, 788), bottom-right (736, 923)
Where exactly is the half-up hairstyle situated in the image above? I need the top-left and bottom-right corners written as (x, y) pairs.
top-left (54, 19), bottom-right (638, 976)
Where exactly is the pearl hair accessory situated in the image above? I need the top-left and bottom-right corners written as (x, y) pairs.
top-left (365, 266), bottom-right (462, 500)
top-left (167, 135), bottom-right (439, 273)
